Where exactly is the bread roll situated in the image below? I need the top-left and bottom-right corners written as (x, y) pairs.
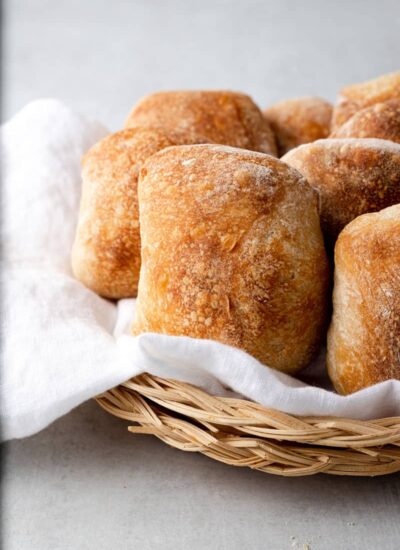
top-left (264, 97), bottom-right (332, 156)
top-left (72, 127), bottom-right (204, 299)
top-left (125, 90), bottom-right (277, 156)
top-left (327, 204), bottom-right (400, 394)
top-left (133, 144), bottom-right (329, 373)
top-left (282, 138), bottom-right (400, 247)
top-left (330, 99), bottom-right (400, 144)
top-left (331, 72), bottom-right (400, 131)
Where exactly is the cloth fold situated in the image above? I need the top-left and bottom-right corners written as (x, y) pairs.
top-left (1, 100), bottom-right (399, 441)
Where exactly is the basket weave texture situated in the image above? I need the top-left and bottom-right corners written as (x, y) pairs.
top-left (97, 374), bottom-right (400, 477)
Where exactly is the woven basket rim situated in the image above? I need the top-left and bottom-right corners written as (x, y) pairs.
top-left (97, 373), bottom-right (400, 477)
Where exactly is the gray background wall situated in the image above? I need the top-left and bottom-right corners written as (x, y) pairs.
top-left (3, 0), bottom-right (400, 129)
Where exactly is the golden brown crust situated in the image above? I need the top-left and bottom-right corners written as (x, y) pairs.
top-left (71, 127), bottom-right (205, 299)
top-left (330, 99), bottom-right (400, 143)
top-left (264, 97), bottom-right (333, 156)
top-left (327, 204), bottom-right (400, 394)
top-left (331, 72), bottom-right (400, 131)
top-left (125, 90), bottom-right (277, 156)
top-left (133, 144), bottom-right (329, 373)
top-left (282, 138), bottom-right (400, 248)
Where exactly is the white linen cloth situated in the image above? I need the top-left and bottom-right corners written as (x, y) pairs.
top-left (1, 100), bottom-right (400, 441)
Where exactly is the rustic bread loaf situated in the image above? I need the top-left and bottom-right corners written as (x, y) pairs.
top-left (125, 90), bottom-right (277, 156)
top-left (282, 138), bottom-right (400, 248)
top-left (327, 204), bottom-right (400, 394)
top-left (264, 96), bottom-right (332, 156)
top-left (330, 99), bottom-right (400, 144)
top-left (71, 127), bottom-right (205, 299)
top-left (331, 72), bottom-right (400, 131)
top-left (133, 144), bottom-right (329, 373)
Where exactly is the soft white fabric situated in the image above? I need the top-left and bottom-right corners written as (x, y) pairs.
top-left (1, 100), bottom-right (400, 441)
top-left (1, 99), bottom-right (107, 272)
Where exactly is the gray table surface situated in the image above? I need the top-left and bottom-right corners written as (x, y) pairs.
top-left (2, 1), bottom-right (400, 549)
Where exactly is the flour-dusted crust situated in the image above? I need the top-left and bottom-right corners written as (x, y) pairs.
top-left (125, 90), bottom-right (277, 156)
top-left (264, 96), bottom-right (332, 156)
top-left (330, 99), bottom-right (400, 144)
top-left (133, 144), bottom-right (329, 373)
top-left (282, 138), bottom-right (400, 247)
top-left (71, 127), bottom-right (205, 299)
top-left (331, 72), bottom-right (400, 131)
top-left (327, 204), bottom-right (400, 394)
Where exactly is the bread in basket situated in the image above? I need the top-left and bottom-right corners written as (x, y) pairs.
top-left (72, 82), bottom-right (400, 477)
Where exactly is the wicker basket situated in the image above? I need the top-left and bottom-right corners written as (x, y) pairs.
top-left (96, 373), bottom-right (400, 477)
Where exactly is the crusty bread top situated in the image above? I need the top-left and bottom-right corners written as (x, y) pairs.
top-left (282, 138), bottom-right (400, 246)
top-left (330, 99), bottom-right (400, 143)
top-left (264, 96), bottom-right (333, 156)
top-left (331, 71), bottom-right (400, 130)
top-left (125, 90), bottom-right (277, 156)
top-left (338, 72), bottom-right (400, 104)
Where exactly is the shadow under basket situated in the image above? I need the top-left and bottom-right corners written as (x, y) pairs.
top-left (96, 374), bottom-right (400, 477)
